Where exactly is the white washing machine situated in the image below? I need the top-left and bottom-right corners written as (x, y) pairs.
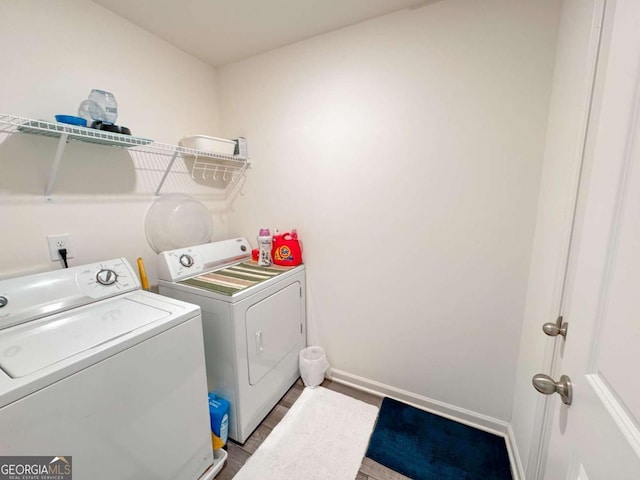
top-left (157, 238), bottom-right (306, 443)
top-left (0, 258), bottom-right (225, 480)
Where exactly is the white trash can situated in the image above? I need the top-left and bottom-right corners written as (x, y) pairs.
top-left (299, 346), bottom-right (329, 388)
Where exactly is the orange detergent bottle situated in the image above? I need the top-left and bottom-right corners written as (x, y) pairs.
top-left (272, 230), bottom-right (303, 266)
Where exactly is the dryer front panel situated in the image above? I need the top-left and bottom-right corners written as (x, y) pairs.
top-left (245, 282), bottom-right (303, 386)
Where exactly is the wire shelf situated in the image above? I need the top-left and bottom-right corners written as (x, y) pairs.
top-left (0, 113), bottom-right (250, 197)
top-left (0, 114), bottom-right (153, 148)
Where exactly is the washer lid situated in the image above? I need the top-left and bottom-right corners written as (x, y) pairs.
top-left (0, 297), bottom-right (171, 378)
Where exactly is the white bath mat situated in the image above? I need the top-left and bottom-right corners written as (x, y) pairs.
top-left (233, 386), bottom-right (379, 480)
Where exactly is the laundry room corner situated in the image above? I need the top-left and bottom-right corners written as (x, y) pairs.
top-left (8, 0), bottom-right (627, 478)
top-left (0, 0), bottom-right (231, 283)
top-left (216, 0), bottom-right (562, 424)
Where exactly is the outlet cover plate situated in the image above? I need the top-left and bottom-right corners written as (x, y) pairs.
top-left (47, 234), bottom-right (74, 262)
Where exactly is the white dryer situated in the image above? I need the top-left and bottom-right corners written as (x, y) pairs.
top-left (0, 258), bottom-right (224, 480)
top-left (157, 238), bottom-right (306, 443)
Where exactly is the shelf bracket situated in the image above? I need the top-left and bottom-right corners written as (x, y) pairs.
top-left (155, 147), bottom-right (180, 195)
top-left (45, 133), bottom-right (69, 199)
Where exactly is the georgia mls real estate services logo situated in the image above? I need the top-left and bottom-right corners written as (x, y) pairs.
top-left (0, 456), bottom-right (72, 480)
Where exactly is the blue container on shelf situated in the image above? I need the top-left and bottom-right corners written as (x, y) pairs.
top-left (55, 115), bottom-right (87, 127)
top-left (208, 393), bottom-right (229, 450)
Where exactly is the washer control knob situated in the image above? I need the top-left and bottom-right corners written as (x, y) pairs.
top-left (96, 269), bottom-right (118, 286)
top-left (179, 254), bottom-right (195, 268)
top-left (0, 296), bottom-right (7, 308)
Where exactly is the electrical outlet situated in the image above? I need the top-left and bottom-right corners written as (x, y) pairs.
top-left (47, 234), bottom-right (74, 262)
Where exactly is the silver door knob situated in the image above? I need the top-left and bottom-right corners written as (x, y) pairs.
top-left (532, 373), bottom-right (572, 405)
top-left (542, 316), bottom-right (568, 338)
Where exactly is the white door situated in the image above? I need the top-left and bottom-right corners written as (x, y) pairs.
top-left (542, 0), bottom-right (640, 478)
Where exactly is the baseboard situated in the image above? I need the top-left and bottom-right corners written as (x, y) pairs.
top-left (506, 424), bottom-right (526, 480)
top-left (328, 368), bottom-right (523, 480)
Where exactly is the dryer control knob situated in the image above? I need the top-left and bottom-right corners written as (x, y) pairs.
top-left (179, 254), bottom-right (195, 268)
top-left (0, 296), bottom-right (7, 308)
top-left (96, 269), bottom-right (118, 286)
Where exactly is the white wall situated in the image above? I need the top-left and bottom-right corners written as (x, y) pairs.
top-left (0, 0), bottom-right (227, 282)
top-left (217, 0), bottom-right (561, 421)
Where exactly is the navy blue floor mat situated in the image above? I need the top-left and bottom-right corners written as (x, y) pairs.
top-left (365, 397), bottom-right (512, 480)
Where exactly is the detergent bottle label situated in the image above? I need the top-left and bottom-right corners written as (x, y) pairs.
top-left (274, 245), bottom-right (293, 261)
top-left (220, 413), bottom-right (229, 444)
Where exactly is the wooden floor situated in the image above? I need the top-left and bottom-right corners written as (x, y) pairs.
top-left (217, 378), bottom-right (411, 480)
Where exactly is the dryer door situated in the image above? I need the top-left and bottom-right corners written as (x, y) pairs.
top-left (245, 282), bottom-right (303, 386)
